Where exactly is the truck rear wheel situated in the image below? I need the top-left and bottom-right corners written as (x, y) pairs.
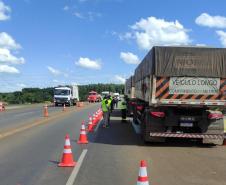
top-left (142, 109), bottom-right (166, 143)
top-left (202, 118), bottom-right (224, 145)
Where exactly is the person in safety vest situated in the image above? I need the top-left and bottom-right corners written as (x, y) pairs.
top-left (119, 97), bottom-right (127, 122)
top-left (101, 95), bottom-right (111, 128)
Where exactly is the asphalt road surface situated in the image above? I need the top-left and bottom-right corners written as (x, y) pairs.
top-left (0, 105), bottom-right (225, 185)
top-left (0, 104), bottom-right (70, 133)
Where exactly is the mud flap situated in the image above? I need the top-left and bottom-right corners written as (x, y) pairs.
top-left (142, 109), bottom-right (166, 143)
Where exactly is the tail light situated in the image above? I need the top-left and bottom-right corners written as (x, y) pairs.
top-left (136, 105), bottom-right (144, 111)
top-left (130, 102), bottom-right (136, 105)
top-left (150, 111), bottom-right (165, 118)
top-left (208, 113), bottom-right (223, 120)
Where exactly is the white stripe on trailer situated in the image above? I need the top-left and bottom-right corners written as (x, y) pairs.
top-left (159, 100), bottom-right (225, 106)
top-left (150, 132), bottom-right (224, 139)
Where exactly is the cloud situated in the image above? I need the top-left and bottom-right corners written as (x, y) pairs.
top-left (216, 30), bottom-right (226, 47)
top-left (120, 52), bottom-right (140, 64)
top-left (0, 48), bottom-right (25, 64)
top-left (76, 57), bottom-right (101, 70)
top-left (0, 1), bottom-right (11, 21)
top-left (0, 32), bottom-right (21, 50)
top-left (87, 12), bottom-right (101, 21)
top-left (53, 79), bottom-right (60, 83)
top-left (73, 11), bottom-right (101, 20)
top-left (74, 12), bottom-right (85, 19)
top-left (119, 32), bottom-right (133, 40)
top-left (47, 66), bottom-right (69, 77)
top-left (17, 83), bottom-right (26, 88)
top-left (0, 64), bottom-right (19, 73)
top-left (114, 75), bottom-right (125, 84)
top-left (63, 6), bottom-right (69, 11)
top-left (122, 16), bottom-right (191, 50)
top-left (47, 66), bottom-right (61, 75)
top-left (195, 13), bottom-right (226, 28)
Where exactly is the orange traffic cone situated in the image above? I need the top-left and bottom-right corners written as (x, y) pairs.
top-left (92, 113), bottom-right (97, 125)
top-left (137, 160), bottom-right (149, 185)
top-left (223, 135), bottom-right (226, 146)
top-left (77, 121), bottom-right (89, 144)
top-left (0, 102), bottom-right (3, 112)
top-left (58, 134), bottom-right (76, 167)
top-left (97, 109), bottom-right (102, 120)
top-left (87, 116), bottom-right (94, 132)
top-left (43, 104), bottom-right (49, 117)
top-left (63, 104), bottom-right (66, 111)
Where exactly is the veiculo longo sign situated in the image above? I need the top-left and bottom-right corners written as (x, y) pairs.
top-left (169, 77), bottom-right (220, 95)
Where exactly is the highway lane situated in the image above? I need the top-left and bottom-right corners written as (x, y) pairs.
top-left (0, 106), bottom-right (225, 185)
top-left (0, 104), bottom-right (73, 133)
top-left (75, 110), bottom-right (226, 185)
top-left (0, 103), bottom-right (100, 185)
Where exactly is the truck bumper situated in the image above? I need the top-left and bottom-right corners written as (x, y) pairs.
top-left (149, 132), bottom-right (224, 139)
top-left (149, 132), bottom-right (224, 145)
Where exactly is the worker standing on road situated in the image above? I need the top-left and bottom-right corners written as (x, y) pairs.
top-left (114, 96), bottom-right (118, 109)
top-left (110, 96), bottom-right (114, 112)
top-left (101, 96), bottom-right (111, 128)
top-left (119, 97), bottom-right (127, 122)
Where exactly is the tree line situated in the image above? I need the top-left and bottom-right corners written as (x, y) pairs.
top-left (0, 84), bottom-right (125, 104)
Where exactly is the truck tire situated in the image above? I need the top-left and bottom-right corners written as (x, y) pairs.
top-left (142, 109), bottom-right (166, 143)
top-left (202, 118), bottom-right (224, 145)
top-left (55, 103), bottom-right (58, 107)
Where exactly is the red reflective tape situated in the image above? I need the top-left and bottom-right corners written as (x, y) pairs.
top-left (138, 176), bottom-right (148, 182)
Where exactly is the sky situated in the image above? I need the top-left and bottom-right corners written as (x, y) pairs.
top-left (0, 0), bottom-right (226, 92)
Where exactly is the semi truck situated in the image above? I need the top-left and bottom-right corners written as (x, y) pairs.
top-left (54, 85), bottom-right (79, 106)
top-left (126, 46), bottom-right (226, 145)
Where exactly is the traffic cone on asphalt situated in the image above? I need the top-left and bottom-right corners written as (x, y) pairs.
top-left (92, 113), bottom-right (97, 125)
top-left (94, 112), bottom-right (99, 124)
top-left (58, 134), bottom-right (76, 167)
top-left (43, 104), bottom-right (49, 117)
top-left (87, 116), bottom-right (94, 132)
top-left (77, 121), bottom-right (89, 144)
top-left (137, 160), bottom-right (149, 185)
top-left (223, 135), bottom-right (226, 146)
top-left (63, 104), bottom-right (66, 111)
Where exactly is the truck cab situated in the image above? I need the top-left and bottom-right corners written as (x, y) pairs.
top-left (88, 91), bottom-right (101, 103)
top-left (54, 85), bottom-right (79, 106)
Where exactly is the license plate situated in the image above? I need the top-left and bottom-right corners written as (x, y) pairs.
top-left (180, 122), bottom-right (193, 127)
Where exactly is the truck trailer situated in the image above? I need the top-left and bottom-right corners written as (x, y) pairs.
top-left (127, 46), bottom-right (226, 145)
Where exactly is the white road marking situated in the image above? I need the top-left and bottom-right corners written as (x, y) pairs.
top-left (66, 149), bottom-right (88, 185)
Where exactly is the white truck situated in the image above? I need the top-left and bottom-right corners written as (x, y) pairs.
top-left (127, 46), bottom-right (226, 145)
top-left (54, 85), bottom-right (79, 106)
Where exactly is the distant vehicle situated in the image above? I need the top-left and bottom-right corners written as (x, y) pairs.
top-left (87, 91), bottom-right (101, 103)
top-left (113, 92), bottom-right (121, 101)
top-left (101, 91), bottom-right (110, 98)
top-left (54, 85), bottom-right (79, 106)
